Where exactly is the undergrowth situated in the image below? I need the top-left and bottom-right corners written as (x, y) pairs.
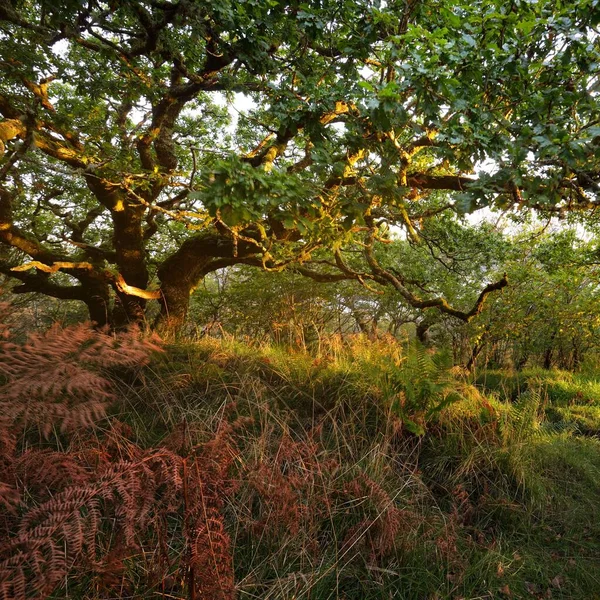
top-left (476, 368), bottom-right (600, 436)
top-left (1, 319), bottom-right (599, 599)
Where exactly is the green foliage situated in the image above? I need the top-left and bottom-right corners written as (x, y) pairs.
top-left (1, 0), bottom-right (599, 331)
top-left (385, 343), bottom-right (461, 435)
top-left (191, 156), bottom-right (318, 227)
top-left (477, 368), bottom-right (600, 406)
top-left (545, 405), bottom-right (600, 436)
top-left (459, 224), bottom-right (600, 371)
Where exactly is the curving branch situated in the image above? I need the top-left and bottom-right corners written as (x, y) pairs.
top-left (0, 262), bottom-right (87, 300)
top-left (363, 233), bottom-right (508, 322)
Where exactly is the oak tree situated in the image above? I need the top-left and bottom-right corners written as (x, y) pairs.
top-left (0, 0), bottom-right (598, 332)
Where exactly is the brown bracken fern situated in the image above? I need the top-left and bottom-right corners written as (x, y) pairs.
top-left (0, 418), bottom-right (243, 600)
top-left (0, 310), bottom-right (165, 598)
top-left (0, 306), bottom-right (162, 434)
top-left (0, 308), bottom-right (416, 600)
top-left (183, 415), bottom-right (249, 600)
top-left (0, 310), bottom-right (239, 600)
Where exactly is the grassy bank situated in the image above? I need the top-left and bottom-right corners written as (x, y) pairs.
top-left (116, 337), bottom-right (600, 599)
top-left (2, 332), bottom-right (600, 599)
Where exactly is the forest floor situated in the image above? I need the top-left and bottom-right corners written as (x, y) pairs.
top-left (4, 332), bottom-right (600, 600)
top-left (107, 336), bottom-right (600, 600)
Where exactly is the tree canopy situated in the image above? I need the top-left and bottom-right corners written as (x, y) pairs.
top-left (0, 0), bottom-right (599, 331)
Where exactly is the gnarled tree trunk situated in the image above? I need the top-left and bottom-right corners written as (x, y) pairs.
top-left (154, 231), bottom-right (261, 335)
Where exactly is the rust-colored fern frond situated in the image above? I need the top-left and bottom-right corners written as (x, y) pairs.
top-left (245, 426), bottom-right (337, 541)
top-left (340, 473), bottom-right (421, 563)
top-left (0, 447), bottom-right (185, 600)
top-left (0, 421), bottom-right (18, 514)
top-left (0, 403), bottom-right (247, 600)
top-left (14, 449), bottom-right (91, 499)
top-left (182, 414), bottom-right (250, 600)
top-left (0, 314), bottom-right (162, 434)
top-left (187, 509), bottom-right (235, 600)
top-left (0, 304), bottom-right (259, 600)
top-left (0, 482), bottom-right (19, 514)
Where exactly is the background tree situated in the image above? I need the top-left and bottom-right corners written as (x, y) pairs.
top-left (473, 226), bottom-right (600, 371)
top-left (0, 0), bottom-right (598, 332)
top-left (190, 211), bottom-right (508, 352)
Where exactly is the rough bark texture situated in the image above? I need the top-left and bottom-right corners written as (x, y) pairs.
top-left (155, 233), bottom-right (261, 333)
top-left (111, 206), bottom-right (149, 325)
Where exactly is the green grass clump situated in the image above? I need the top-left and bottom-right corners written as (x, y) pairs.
top-left (545, 405), bottom-right (600, 435)
top-left (476, 368), bottom-right (600, 407)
